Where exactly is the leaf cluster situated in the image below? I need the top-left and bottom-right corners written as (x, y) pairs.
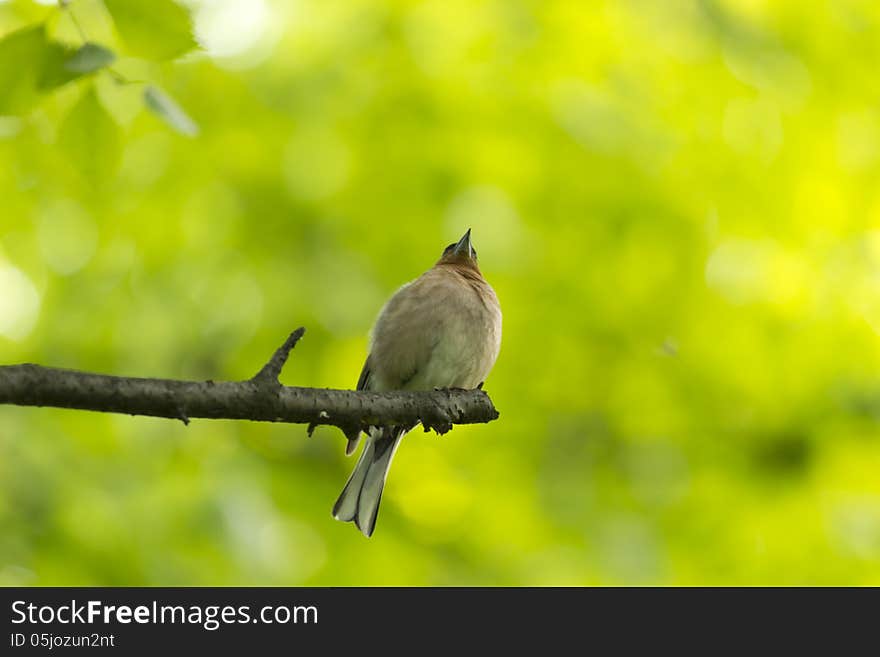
top-left (0, 0), bottom-right (199, 136)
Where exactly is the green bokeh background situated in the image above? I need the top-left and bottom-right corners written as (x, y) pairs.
top-left (3, 0), bottom-right (880, 585)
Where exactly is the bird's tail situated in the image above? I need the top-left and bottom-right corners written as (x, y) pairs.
top-left (332, 427), bottom-right (405, 537)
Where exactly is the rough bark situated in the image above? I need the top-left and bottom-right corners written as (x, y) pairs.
top-left (0, 328), bottom-right (500, 440)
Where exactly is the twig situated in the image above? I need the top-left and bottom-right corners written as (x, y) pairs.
top-left (251, 327), bottom-right (305, 384)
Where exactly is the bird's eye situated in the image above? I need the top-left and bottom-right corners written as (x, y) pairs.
top-left (471, 248), bottom-right (478, 260)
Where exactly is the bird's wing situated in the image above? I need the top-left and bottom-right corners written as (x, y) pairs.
top-left (356, 357), bottom-right (372, 391)
top-left (368, 275), bottom-right (448, 391)
top-left (344, 357), bottom-right (372, 456)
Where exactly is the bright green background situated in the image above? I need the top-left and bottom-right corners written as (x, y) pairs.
top-left (2, 0), bottom-right (880, 585)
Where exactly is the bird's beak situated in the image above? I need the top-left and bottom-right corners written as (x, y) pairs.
top-left (451, 228), bottom-right (473, 257)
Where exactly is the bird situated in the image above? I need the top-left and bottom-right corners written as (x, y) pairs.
top-left (332, 229), bottom-right (502, 537)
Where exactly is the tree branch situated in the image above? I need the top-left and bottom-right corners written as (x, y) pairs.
top-left (0, 328), bottom-right (500, 438)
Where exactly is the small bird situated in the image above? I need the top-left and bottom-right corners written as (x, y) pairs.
top-left (333, 229), bottom-right (502, 537)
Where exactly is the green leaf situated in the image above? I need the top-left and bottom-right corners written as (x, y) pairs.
top-left (143, 85), bottom-right (198, 137)
top-left (0, 25), bottom-right (76, 106)
top-left (38, 39), bottom-right (81, 91)
top-left (0, 26), bottom-right (47, 114)
top-left (58, 86), bottom-right (122, 188)
top-left (103, 0), bottom-right (197, 61)
top-left (65, 43), bottom-right (116, 74)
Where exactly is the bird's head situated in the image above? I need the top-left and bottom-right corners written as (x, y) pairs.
top-left (438, 229), bottom-right (479, 271)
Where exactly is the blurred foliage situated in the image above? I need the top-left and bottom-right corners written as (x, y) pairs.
top-left (2, 0), bottom-right (880, 585)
